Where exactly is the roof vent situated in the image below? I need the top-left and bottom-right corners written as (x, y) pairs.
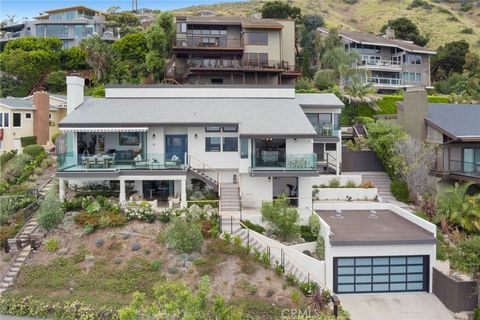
top-left (331, 209), bottom-right (344, 219)
top-left (367, 210), bottom-right (378, 219)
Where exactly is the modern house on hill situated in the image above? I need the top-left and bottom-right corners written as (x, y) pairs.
top-left (56, 77), bottom-right (342, 209)
top-left (0, 6), bottom-right (115, 48)
top-left (165, 16), bottom-right (300, 85)
top-left (0, 93), bottom-right (66, 152)
top-left (397, 87), bottom-right (480, 184)
top-left (318, 28), bottom-right (436, 92)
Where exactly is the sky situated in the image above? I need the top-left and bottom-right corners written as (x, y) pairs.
top-left (0, 0), bottom-right (243, 20)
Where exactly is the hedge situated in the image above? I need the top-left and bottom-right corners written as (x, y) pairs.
top-left (22, 144), bottom-right (45, 158)
top-left (20, 136), bottom-right (36, 148)
top-left (427, 95), bottom-right (450, 103)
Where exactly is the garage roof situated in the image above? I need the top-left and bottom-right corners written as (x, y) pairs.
top-left (316, 210), bottom-right (435, 246)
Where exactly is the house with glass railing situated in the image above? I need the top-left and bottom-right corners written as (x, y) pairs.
top-left (317, 28), bottom-right (436, 92)
top-left (56, 77), bottom-right (344, 210)
top-left (0, 6), bottom-right (116, 48)
top-left (165, 16), bottom-right (300, 85)
top-left (397, 87), bottom-right (480, 184)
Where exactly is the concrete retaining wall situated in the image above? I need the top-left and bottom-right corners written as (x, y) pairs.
top-left (433, 267), bottom-right (478, 312)
top-left (313, 188), bottom-right (378, 201)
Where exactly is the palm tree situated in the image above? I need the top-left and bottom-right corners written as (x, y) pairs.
top-left (343, 79), bottom-right (380, 111)
top-left (321, 47), bottom-right (359, 90)
top-left (436, 182), bottom-right (480, 234)
top-left (80, 35), bottom-right (113, 82)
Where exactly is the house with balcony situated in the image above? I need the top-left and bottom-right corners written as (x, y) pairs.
top-left (317, 28), bottom-right (436, 92)
top-left (0, 6), bottom-right (115, 48)
top-left (56, 77), bottom-right (343, 211)
top-left (166, 16), bottom-right (300, 85)
top-left (397, 87), bottom-right (480, 184)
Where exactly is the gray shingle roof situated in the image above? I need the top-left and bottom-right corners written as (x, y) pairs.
top-left (426, 103), bottom-right (480, 139)
top-left (295, 93), bottom-right (344, 108)
top-left (318, 28), bottom-right (436, 54)
top-left (60, 95), bottom-right (335, 137)
top-left (0, 98), bottom-right (57, 111)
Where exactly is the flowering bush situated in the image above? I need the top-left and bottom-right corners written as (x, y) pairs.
top-left (299, 281), bottom-right (319, 296)
top-left (124, 201), bottom-right (155, 222)
top-left (359, 181), bottom-right (375, 188)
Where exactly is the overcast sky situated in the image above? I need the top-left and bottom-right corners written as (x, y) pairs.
top-left (1, 0), bottom-right (242, 20)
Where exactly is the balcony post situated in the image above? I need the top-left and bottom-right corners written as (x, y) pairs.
top-left (119, 178), bottom-right (126, 203)
top-left (180, 177), bottom-right (187, 208)
top-left (59, 178), bottom-right (65, 201)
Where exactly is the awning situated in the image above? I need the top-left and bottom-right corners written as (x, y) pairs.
top-left (60, 127), bottom-right (148, 133)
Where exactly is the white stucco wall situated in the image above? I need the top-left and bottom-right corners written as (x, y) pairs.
top-left (286, 138), bottom-right (313, 154)
top-left (240, 174), bottom-right (272, 208)
top-left (313, 188), bottom-right (378, 201)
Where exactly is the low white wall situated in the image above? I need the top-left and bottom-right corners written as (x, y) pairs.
top-left (313, 188), bottom-right (378, 201)
top-left (290, 241), bottom-right (316, 253)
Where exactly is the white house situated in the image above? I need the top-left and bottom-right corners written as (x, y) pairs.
top-left (56, 76), bottom-right (344, 211)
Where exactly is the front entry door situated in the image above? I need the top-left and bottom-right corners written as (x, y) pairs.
top-left (165, 135), bottom-right (188, 164)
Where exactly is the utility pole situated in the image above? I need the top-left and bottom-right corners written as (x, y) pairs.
top-left (132, 0), bottom-right (138, 13)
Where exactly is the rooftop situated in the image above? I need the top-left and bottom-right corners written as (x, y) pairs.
top-left (318, 27), bottom-right (436, 55)
top-left (426, 103), bottom-right (480, 140)
top-left (0, 98), bottom-right (56, 111)
top-left (176, 16), bottom-right (284, 29)
top-left (316, 209), bottom-right (436, 246)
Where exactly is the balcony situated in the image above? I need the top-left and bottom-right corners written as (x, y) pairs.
top-left (357, 59), bottom-right (402, 70)
top-left (173, 35), bottom-right (243, 51)
top-left (311, 125), bottom-right (339, 137)
top-left (57, 152), bottom-right (186, 173)
top-left (367, 77), bottom-right (402, 87)
top-left (180, 59), bottom-right (299, 75)
top-left (448, 160), bottom-right (480, 182)
top-left (250, 152), bottom-right (318, 174)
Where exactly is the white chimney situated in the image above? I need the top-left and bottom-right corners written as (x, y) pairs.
top-left (66, 76), bottom-right (85, 114)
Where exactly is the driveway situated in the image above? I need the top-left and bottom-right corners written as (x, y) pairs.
top-left (338, 293), bottom-right (454, 320)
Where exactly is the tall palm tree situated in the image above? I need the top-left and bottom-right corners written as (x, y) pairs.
top-left (436, 182), bottom-right (480, 234)
top-left (321, 47), bottom-right (359, 90)
top-left (343, 79), bottom-right (380, 111)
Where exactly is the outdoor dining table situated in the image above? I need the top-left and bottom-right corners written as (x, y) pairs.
top-left (82, 155), bottom-right (115, 168)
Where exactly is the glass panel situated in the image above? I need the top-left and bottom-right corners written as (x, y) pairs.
top-left (4, 113), bottom-right (9, 127)
top-left (390, 266), bottom-right (406, 273)
top-left (407, 265), bottom-right (423, 273)
top-left (205, 126), bottom-right (221, 132)
top-left (390, 283), bottom-right (406, 291)
top-left (373, 284), bottom-right (389, 291)
top-left (338, 276), bottom-right (354, 284)
top-left (355, 258), bottom-right (371, 266)
top-left (407, 274), bottom-right (423, 282)
top-left (356, 275), bottom-right (371, 283)
top-left (355, 284), bottom-right (372, 292)
top-left (373, 275), bottom-right (389, 282)
top-left (205, 137), bottom-right (221, 152)
top-left (407, 257), bottom-right (423, 264)
top-left (464, 149), bottom-right (475, 173)
top-left (13, 113), bottom-right (21, 127)
top-left (0, 114), bottom-right (2, 127)
top-left (223, 137), bottom-right (238, 152)
top-left (337, 284), bottom-right (354, 293)
top-left (390, 274), bottom-right (406, 282)
top-left (222, 126), bottom-right (237, 132)
top-left (373, 258), bottom-right (389, 266)
top-left (240, 139), bottom-right (248, 159)
top-left (338, 258), bottom-right (355, 266)
top-left (390, 257), bottom-right (406, 265)
top-left (407, 282), bottom-right (423, 290)
top-left (253, 138), bottom-right (286, 168)
top-left (338, 267), bottom-right (354, 275)
top-left (355, 267), bottom-right (372, 274)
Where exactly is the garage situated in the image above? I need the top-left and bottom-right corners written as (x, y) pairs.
top-left (334, 255), bottom-right (429, 293)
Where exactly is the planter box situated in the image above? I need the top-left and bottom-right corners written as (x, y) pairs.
top-left (313, 188), bottom-right (378, 201)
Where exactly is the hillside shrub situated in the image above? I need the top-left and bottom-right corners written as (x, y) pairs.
top-left (261, 196), bottom-right (300, 241)
top-left (0, 150), bottom-right (17, 169)
top-left (2, 154), bottom-right (33, 184)
top-left (300, 225), bottom-right (317, 242)
top-left (124, 201), bottom-right (155, 222)
top-left (164, 218), bottom-right (204, 253)
top-left (450, 236), bottom-right (480, 276)
top-left (20, 136), bottom-right (37, 147)
top-left (309, 213), bottom-right (320, 235)
top-left (37, 184), bottom-right (64, 231)
top-left (45, 238), bottom-right (59, 252)
top-left (51, 132), bottom-right (63, 145)
top-left (391, 179), bottom-right (411, 203)
top-left (22, 144), bottom-right (45, 158)
top-left (240, 220), bottom-right (266, 234)
top-left (427, 95), bottom-right (450, 103)
top-left (377, 95), bottom-right (402, 114)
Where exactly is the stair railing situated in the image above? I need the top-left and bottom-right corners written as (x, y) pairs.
top-left (185, 152), bottom-right (220, 193)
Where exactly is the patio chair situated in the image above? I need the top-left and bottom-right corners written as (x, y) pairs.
top-left (96, 156), bottom-right (105, 168)
top-left (165, 155), bottom-right (180, 168)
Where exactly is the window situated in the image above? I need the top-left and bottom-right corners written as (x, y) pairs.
top-left (244, 53), bottom-right (268, 66)
top-left (326, 143), bottom-right (337, 151)
top-left (223, 137), bottom-right (238, 152)
top-left (177, 22), bottom-right (187, 33)
top-left (211, 78), bottom-right (223, 84)
top-left (206, 137), bottom-right (221, 152)
top-left (402, 72), bottom-right (422, 84)
top-left (13, 113), bottom-right (21, 127)
top-left (25, 113), bottom-right (32, 119)
top-left (245, 32), bottom-right (268, 45)
top-left (404, 54), bottom-right (422, 65)
top-left (205, 126), bottom-right (221, 132)
top-left (240, 138), bottom-right (248, 159)
top-left (222, 126), bottom-right (237, 132)
top-left (2, 113), bottom-right (9, 127)
top-left (49, 113), bottom-right (52, 120)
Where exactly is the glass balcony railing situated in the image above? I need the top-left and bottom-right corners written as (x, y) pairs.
top-left (251, 152), bottom-right (317, 171)
top-left (57, 152), bottom-right (186, 172)
top-left (311, 125), bottom-right (339, 137)
top-left (449, 160), bottom-right (480, 177)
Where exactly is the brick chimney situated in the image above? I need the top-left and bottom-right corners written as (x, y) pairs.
top-left (33, 91), bottom-right (50, 145)
top-left (400, 86), bottom-right (428, 140)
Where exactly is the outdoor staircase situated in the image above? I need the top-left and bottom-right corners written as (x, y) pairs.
top-left (0, 245), bottom-right (32, 295)
top-left (188, 167), bottom-right (219, 189)
top-left (220, 183), bottom-right (241, 213)
top-left (28, 72), bottom-right (48, 96)
top-left (362, 172), bottom-right (410, 208)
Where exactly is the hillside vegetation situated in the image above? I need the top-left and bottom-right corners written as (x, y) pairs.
top-left (175, 0), bottom-right (480, 51)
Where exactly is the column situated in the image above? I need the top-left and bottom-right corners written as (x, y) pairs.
top-left (119, 179), bottom-right (126, 203)
top-left (59, 178), bottom-right (65, 201)
top-left (133, 180), bottom-right (143, 196)
top-left (180, 178), bottom-right (187, 208)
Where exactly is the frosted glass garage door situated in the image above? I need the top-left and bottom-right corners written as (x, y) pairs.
top-left (334, 256), bottom-right (428, 293)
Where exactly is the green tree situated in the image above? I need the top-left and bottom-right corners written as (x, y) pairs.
top-left (431, 40), bottom-right (469, 81)
top-left (343, 79), bottom-right (379, 110)
top-left (80, 35), bottom-right (113, 82)
top-left (261, 196), bottom-right (301, 241)
top-left (112, 33), bottom-right (147, 61)
top-left (45, 70), bottom-right (67, 93)
top-left (380, 17), bottom-right (429, 46)
top-left (320, 46), bottom-right (359, 90)
top-left (436, 182), bottom-right (480, 234)
top-left (145, 12), bottom-right (175, 82)
top-left (106, 12), bottom-right (142, 37)
top-left (61, 46), bottom-right (88, 70)
top-left (119, 276), bottom-right (242, 320)
top-left (163, 217), bottom-right (204, 253)
top-left (261, 0), bottom-right (301, 21)
top-left (299, 15), bottom-right (325, 76)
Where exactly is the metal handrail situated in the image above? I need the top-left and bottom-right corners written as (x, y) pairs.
top-left (185, 152), bottom-right (220, 193)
